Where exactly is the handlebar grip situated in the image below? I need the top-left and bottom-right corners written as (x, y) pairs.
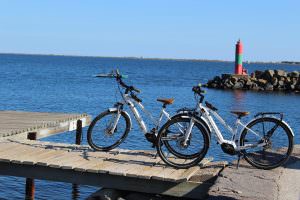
top-left (192, 86), bottom-right (205, 94)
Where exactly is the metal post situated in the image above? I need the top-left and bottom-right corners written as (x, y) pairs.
top-left (75, 120), bottom-right (82, 145)
top-left (25, 132), bottom-right (37, 200)
top-left (73, 120), bottom-right (82, 199)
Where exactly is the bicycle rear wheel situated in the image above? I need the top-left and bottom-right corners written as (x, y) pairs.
top-left (156, 115), bottom-right (210, 169)
top-left (87, 110), bottom-right (131, 151)
top-left (240, 117), bottom-right (294, 170)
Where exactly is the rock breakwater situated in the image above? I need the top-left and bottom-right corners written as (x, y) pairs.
top-left (205, 70), bottom-right (300, 92)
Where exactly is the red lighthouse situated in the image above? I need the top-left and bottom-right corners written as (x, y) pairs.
top-left (235, 40), bottom-right (247, 75)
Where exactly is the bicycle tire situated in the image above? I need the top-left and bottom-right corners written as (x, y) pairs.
top-left (156, 115), bottom-right (210, 169)
top-left (87, 110), bottom-right (131, 151)
top-left (240, 117), bottom-right (294, 170)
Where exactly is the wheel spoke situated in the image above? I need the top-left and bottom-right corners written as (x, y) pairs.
top-left (87, 111), bottom-right (130, 151)
top-left (241, 117), bottom-right (293, 169)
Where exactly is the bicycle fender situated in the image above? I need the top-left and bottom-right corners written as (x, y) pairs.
top-left (108, 107), bottom-right (118, 112)
top-left (193, 115), bottom-right (212, 135)
top-left (244, 116), bottom-right (294, 137)
top-left (281, 120), bottom-right (294, 136)
top-left (175, 113), bottom-right (212, 135)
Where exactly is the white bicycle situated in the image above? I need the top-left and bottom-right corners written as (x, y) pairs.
top-left (156, 85), bottom-right (294, 169)
top-left (87, 70), bottom-right (176, 151)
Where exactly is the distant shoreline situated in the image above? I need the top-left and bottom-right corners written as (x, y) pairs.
top-left (0, 52), bottom-right (299, 66)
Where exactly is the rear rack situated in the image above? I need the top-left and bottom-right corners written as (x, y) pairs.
top-left (254, 112), bottom-right (283, 121)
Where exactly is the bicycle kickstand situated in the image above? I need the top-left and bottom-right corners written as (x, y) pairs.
top-left (236, 152), bottom-right (243, 169)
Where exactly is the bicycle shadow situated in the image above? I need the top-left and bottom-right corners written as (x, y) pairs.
top-left (233, 147), bottom-right (300, 170)
top-left (81, 149), bottom-right (160, 167)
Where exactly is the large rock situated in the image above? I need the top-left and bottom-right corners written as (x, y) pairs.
top-left (251, 83), bottom-right (260, 91)
top-left (265, 83), bottom-right (274, 91)
top-left (278, 80), bottom-right (285, 87)
top-left (256, 79), bottom-right (267, 87)
top-left (289, 71), bottom-right (299, 78)
top-left (232, 82), bottom-right (243, 89)
top-left (275, 69), bottom-right (287, 77)
top-left (254, 70), bottom-right (263, 79)
top-left (206, 69), bottom-right (299, 93)
top-left (230, 76), bottom-right (238, 84)
top-left (271, 77), bottom-right (278, 86)
top-left (262, 69), bottom-right (274, 81)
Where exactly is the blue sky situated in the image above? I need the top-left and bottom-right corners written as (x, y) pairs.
top-left (0, 1), bottom-right (299, 61)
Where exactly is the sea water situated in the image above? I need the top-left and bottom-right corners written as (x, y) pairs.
top-left (0, 54), bottom-right (299, 199)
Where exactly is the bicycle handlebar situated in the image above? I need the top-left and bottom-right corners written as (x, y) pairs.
top-left (115, 70), bottom-right (141, 93)
top-left (192, 84), bottom-right (205, 103)
top-left (192, 85), bottom-right (205, 95)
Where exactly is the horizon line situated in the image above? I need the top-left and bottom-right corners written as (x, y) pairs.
top-left (0, 52), bottom-right (298, 65)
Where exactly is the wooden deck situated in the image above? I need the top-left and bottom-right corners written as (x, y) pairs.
top-left (0, 139), bottom-right (226, 199)
top-left (0, 111), bottom-right (91, 139)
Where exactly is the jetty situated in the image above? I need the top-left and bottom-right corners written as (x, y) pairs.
top-left (0, 111), bottom-right (90, 139)
top-left (0, 110), bottom-right (225, 199)
top-left (205, 69), bottom-right (300, 92)
top-left (0, 110), bottom-right (298, 200)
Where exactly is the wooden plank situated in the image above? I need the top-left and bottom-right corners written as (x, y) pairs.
top-left (0, 111), bottom-right (91, 138)
top-left (0, 142), bottom-right (21, 152)
top-left (10, 146), bottom-right (44, 164)
top-left (73, 151), bottom-right (120, 173)
top-left (0, 144), bottom-right (34, 162)
top-left (22, 149), bottom-right (62, 165)
top-left (13, 147), bottom-right (50, 164)
top-left (23, 149), bottom-right (63, 166)
top-left (104, 150), bottom-right (157, 177)
top-left (176, 166), bottom-right (201, 182)
top-left (48, 151), bottom-right (84, 168)
top-left (124, 152), bottom-right (161, 179)
top-left (60, 156), bottom-right (92, 170)
top-left (104, 151), bottom-right (142, 176)
top-left (73, 158), bottom-right (104, 172)
top-left (36, 150), bottom-right (69, 166)
top-left (41, 151), bottom-right (72, 167)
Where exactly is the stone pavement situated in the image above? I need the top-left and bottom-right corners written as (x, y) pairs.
top-left (207, 145), bottom-right (300, 200)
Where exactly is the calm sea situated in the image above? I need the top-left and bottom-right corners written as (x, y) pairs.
top-left (0, 54), bottom-right (299, 199)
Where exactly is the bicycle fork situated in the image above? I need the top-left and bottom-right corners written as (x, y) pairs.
top-left (182, 118), bottom-right (195, 146)
top-left (109, 103), bottom-right (123, 134)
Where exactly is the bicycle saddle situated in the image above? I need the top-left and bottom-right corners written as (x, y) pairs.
top-left (231, 111), bottom-right (250, 118)
top-left (157, 98), bottom-right (174, 105)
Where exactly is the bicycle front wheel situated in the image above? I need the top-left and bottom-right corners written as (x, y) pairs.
top-left (87, 110), bottom-right (131, 151)
top-left (240, 117), bottom-right (294, 170)
top-left (156, 116), bottom-right (210, 169)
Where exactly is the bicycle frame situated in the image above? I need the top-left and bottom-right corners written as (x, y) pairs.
top-left (189, 103), bottom-right (267, 151)
top-left (111, 92), bottom-right (172, 135)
